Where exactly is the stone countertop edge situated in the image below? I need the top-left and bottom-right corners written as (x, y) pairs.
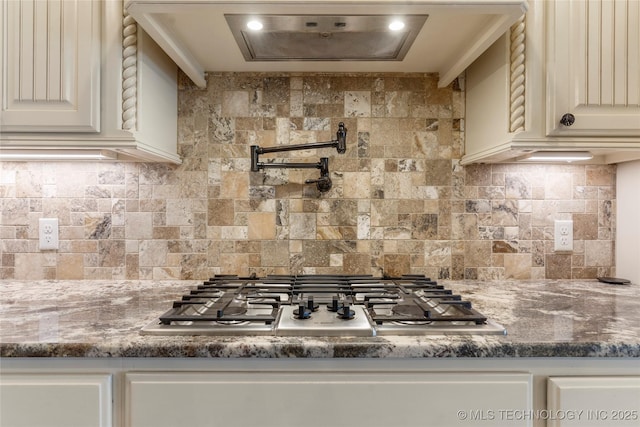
top-left (1, 279), bottom-right (639, 358)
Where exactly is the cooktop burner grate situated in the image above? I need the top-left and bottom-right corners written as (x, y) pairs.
top-left (142, 274), bottom-right (506, 336)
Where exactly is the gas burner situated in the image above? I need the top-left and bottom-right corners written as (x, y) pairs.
top-left (392, 320), bottom-right (432, 326)
top-left (388, 304), bottom-right (432, 323)
top-left (215, 319), bottom-right (250, 325)
top-left (392, 304), bottom-right (424, 317)
top-left (220, 306), bottom-right (247, 316)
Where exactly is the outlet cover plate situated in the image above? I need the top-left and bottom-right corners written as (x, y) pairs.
top-left (39, 218), bottom-right (59, 250)
top-left (554, 219), bottom-right (573, 252)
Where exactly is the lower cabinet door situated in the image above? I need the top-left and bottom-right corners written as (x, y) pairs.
top-left (547, 376), bottom-right (640, 427)
top-left (0, 373), bottom-right (112, 427)
top-left (126, 372), bottom-right (532, 427)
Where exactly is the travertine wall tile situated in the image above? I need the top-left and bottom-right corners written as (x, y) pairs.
top-left (0, 73), bottom-right (616, 280)
top-left (247, 212), bottom-right (276, 240)
top-left (504, 253), bottom-right (532, 279)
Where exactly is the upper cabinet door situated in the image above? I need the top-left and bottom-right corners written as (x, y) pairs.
top-left (0, 0), bottom-right (100, 132)
top-left (547, 0), bottom-right (640, 137)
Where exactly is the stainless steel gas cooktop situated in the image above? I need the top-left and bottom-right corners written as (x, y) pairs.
top-left (141, 275), bottom-right (506, 336)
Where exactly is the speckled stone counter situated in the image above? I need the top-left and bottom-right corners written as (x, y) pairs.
top-left (1, 279), bottom-right (638, 358)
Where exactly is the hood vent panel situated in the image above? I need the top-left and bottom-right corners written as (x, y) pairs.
top-left (225, 15), bottom-right (428, 61)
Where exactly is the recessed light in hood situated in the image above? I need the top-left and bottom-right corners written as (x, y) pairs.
top-left (225, 14), bottom-right (428, 61)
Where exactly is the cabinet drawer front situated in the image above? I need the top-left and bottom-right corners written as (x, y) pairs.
top-left (0, 373), bottom-right (112, 427)
top-left (548, 376), bottom-right (640, 427)
top-left (127, 372), bottom-right (532, 427)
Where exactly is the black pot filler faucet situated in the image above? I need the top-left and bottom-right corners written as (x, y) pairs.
top-left (250, 122), bottom-right (347, 192)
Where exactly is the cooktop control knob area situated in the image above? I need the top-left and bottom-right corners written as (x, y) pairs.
top-left (337, 303), bottom-right (355, 320)
top-left (293, 303), bottom-right (311, 319)
top-left (307, 297), bottom-right (319, 312)
top-left (327, 296), bottom-right (340, 312)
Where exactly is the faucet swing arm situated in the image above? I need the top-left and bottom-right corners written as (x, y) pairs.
top-left (249, 122), bottom-right (346, 192)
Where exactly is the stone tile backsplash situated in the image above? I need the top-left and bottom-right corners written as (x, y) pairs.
top-left (0, 72), bottom-right (616, 280)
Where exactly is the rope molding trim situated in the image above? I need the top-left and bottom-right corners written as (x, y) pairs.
top-left (122, 10), bottom-right (137, 131)
top-left (509, 15), bottom-right (526, 133)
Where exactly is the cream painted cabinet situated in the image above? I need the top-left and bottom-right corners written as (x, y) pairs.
top-left (547, 0), bottom-right (640, 137)
top-left (0, 0), bottom-right (180, 163)
top-left (2, 358), bottom-right (639, 427)
top-left (547, 376), bottom-right (640, 427)
top-left (0, 0), bottom-right (100, 132)
top-left (463, 0), bottom-right (640, 165)
top-left (126, 372), bottom-right (533, 427)
top-left (0, 373), bottom-right (112, 427)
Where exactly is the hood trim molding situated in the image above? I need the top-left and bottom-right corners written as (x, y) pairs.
top-left (126, 0), bottom-right (528, 89)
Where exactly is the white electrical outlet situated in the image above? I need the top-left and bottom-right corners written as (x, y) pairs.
top-left (554, 219), bottom-right (573, 251)
top-left (39, 218), bottom-right (59, 250)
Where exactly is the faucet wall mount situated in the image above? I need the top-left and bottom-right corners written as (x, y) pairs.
top-left (250, 122), bottom-right (347, 192)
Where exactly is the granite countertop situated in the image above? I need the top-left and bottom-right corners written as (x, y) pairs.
top-left (1, 279), bottom-right (638, 358)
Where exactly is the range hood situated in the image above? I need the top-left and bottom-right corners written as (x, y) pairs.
top-left (125, 0), bottom-right (528, 88)
top-left (224, 14), bottom-right (428, 61)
